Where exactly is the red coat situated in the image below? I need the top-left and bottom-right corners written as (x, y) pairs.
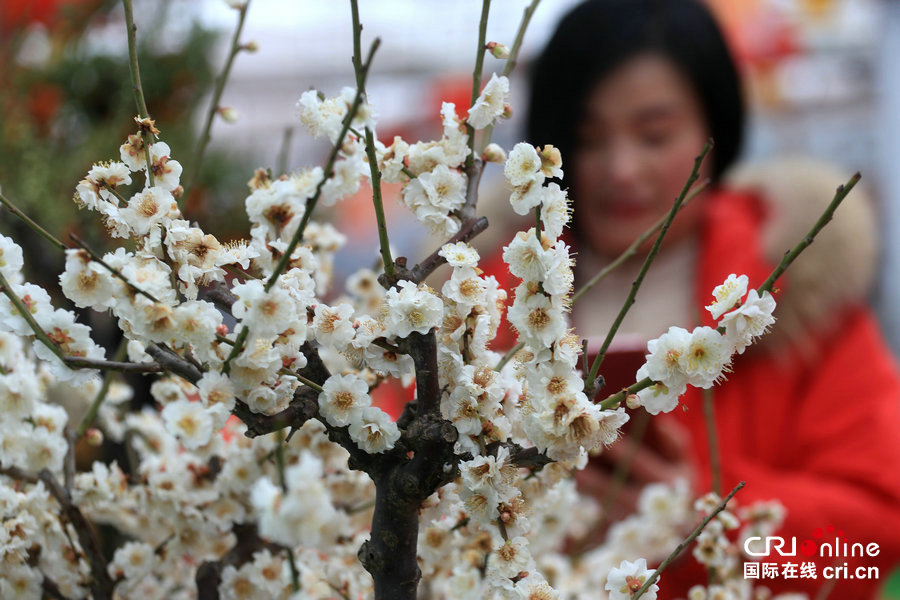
top-left (482, 187), bottom-right (900, 598)
top-left (660, 188), bottom-right (900, 598)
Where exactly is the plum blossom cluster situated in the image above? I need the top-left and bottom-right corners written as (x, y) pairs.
top-left (375, 72), bottom-right (509, 239)
top-left (501, 144), bottom-right (629, 464)
top-left (635, 274), bottom-right (777, 415)
top-left (0, 9), bottom-right (812, 597)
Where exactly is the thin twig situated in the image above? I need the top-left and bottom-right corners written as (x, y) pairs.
top-left (350, 0), bottom-right (394, 278)
top-left (276, 127), bottom-right (295, 175)
top-left (598, 377), bottom-right (655, 410)
top-left (186, 0), bottom-right (251, 191)
top-left (632, 481), bottom-right (745, 599)
top-left (494, 341), bottom-right (523, 372)
top-left (465, 0), bottom-right (491, 167)
top-left (478, 0), bottom-right (541, 154)
top-left (758, 172), bottom-right (861, 295)
top-left (585, 142), bottom-right (712, 395)
top-left (39, 468), bottom-right (115, 599)
top-left (0, 191), bottom-right (66, 251)
top-left (702, 387), bottom-right (721, 496)
top-left (122, 0), bottom-right (156, 188)
top-left (69, 233), bottom-right (160, 303)
top-left (0, 270), bottom-right (64, 360)
top-left (571, 178), bottom-right (709, 304)
top-left (76, 340), bottom-right (128, 437)
top-left (263, 38), bottom-right (381, 294)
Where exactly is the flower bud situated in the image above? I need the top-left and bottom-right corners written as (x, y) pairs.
top-left (85, 428), bottom-right (104, 447)
top-left (486, 41), bottom-right (510, 59)
top-left (625, 393), bottom-right (642, 410)
top-left (481, 143), bottom-right (507, 164)
top-left (241, 41), bottom-right (259, 53)
top-left (217, 106), bottom-right (239, 123)
top-left (539, 144), bottom-right (563, 177)
top-left (501, 104), bottom-right (513, 120)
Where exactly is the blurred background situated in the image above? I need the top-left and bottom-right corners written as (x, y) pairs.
top-left (3, 0), bottom-right (899, 345)
top-left (1, 0), bottom-right (899, 595)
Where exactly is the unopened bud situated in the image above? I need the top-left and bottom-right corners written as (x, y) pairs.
top-left (217, 106), bottom-right (239, 123)
top-left (539, 144), bottom-right (563, 178)
top-left (626, 393), bottom-right (642, 410)
top-left (241, 41), bottom-right (259, 53)
top-left (216, 324), bottom-right (230, 337)
top-left (501, 104), bottom-right (513, 120)
top-left (85, 428), bottom-right (104, 447)
top-left (481, 143), bottom-right (506, 163)
top-left (171, 185), bottom-right (184, 199)
top-left (486, 41), bottom-right (510, 59)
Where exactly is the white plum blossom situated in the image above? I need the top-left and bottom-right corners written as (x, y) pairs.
top-left (706, 273), bottom-right (749, 320)
top-left (643, 326), bottom-right (692, 390)
top-left (384, 280), bottom-right (443, 338)
top-left (109, 541), bottom-right (156, 582)
top-left (681, 326), bottom-right (732, 389)
top-left (635, 365), bottom-right (686, 415)
top-left (197, 371), bottom-right (236, 412)
top-left (232, 280), bottom-right (295, 337)
top-left (720, 289), bottom-right (777, 354)
top-left (119, 186), bottom-right (178, 238)
top-left (488, 536), bottom-right (534, 579)
top-left (505, 143), bottom-right (544, 189)
top-left (0, 235), bottom-right (24, 282)
top-left (348, 406), bottom-right (400, 453)
top-left (467, 73), bottom-right (509, 129)
top-left (606, 558), bottom-right (658, 600)
top-left (507, 291), bottom-right (566, 349)
top-left (439, 241), bottom-right (480, 268)
top-left (417, 164), bottom-right (467, 213)
top-left (161, 399), bottom-right (214, 450)
top-left (318, 373), bottom-right (371, 427)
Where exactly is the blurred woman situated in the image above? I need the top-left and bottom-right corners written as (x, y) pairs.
top-left (526, 0), bottom-right (900, 597)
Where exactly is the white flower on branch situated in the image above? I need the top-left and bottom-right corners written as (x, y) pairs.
top-left (643, 325), bottom-right (692, 390)
top-left (467, 72), bottom-right (510, 130)
top-left (487, 535), bottom-right (534, 580)
top-left (507, 290), bottom-right (566, 349)
top-left (108, 541), bottom-right (156, 583)
top-left (681, 326), bottom-right (732, 389)
top-left (197, 370), bottom-right (236, 413)
top-left (606, 557), bottom-right (658, 600)
top-left (0, 234), bottom-right (24, 282)
top-left (505, 143), bottom-right (543, 189)
top-left (720, 289), bottom-right (777, 355)
top-left (540, 183), bottom-right (572, 241)
top-left (319, 373), bottom-right (371, 428)
top-left (161, 399), bottom-right (214, 450)
top-left (384, 280), bottom-right (443, 338)
top-left (232, 280), bottom-right (296, 337)
top-left (348, 406), bottom-right (400, 454)
top-left (439, 241), bottom-right (480, 269)
top-left (706, 273), bottom-right (748, 320)
top-left (148, 141), bottom-right (183, 192)
top-left (120, 186), bottom-right (178, 237)
top-left (59, 249), bottom-right (114, 310)
top-left (635, 365), bottom-right (686, 415)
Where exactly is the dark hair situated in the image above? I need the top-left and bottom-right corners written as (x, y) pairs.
top-left (526, 0), bottom-right (744, 183)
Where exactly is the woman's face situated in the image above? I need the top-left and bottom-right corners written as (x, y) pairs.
top-left (573, 53), bottom-right (711, 257)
